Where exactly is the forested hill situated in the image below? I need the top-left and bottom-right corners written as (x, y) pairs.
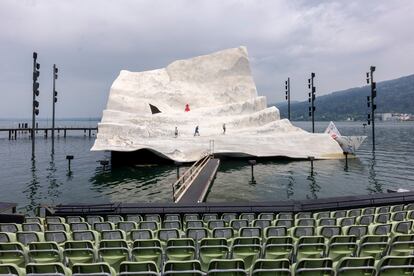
top-left (275, 74), bottom-right (414, 121)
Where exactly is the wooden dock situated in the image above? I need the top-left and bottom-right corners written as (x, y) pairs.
top-left (172, 154), bottom-right (220, 204)
top-left (0, 127), bottom-right (98, 140)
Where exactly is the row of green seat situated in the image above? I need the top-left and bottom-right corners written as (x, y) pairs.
top-left (1, 256), bottom-right (413, 275)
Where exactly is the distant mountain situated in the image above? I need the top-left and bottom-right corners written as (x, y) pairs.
top-left (274, 74), bottom-right (414, 121)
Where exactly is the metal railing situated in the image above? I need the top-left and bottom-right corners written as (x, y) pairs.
top-left (172, 153), bottom-right (212, 202)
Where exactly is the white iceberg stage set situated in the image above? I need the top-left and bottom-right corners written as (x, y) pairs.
top-left (92, 47), bottom-right (365, 164)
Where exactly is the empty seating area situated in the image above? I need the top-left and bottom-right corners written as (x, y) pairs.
top-left (1, 203), bottom-right (414, 275)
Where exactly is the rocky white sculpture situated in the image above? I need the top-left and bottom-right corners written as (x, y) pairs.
top-left (92, 46), bottom-right (345, 162)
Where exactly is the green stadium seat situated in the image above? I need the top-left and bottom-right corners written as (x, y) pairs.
top-left (63, 240), bottom-right (96, 266)
top-left (163, 260), bottom-right (203, 275)
top-left (98, 240), bottom-right (130, 272)
top-left (107, 215), bottom-right (124, 224)
top-left (294, 258), bottom-right (334, 276)
top-left (126, 215), bottom-right (143, 223)
top-left (203, 214), bottom-right (219, 224)
top-left (186, 228), bottom-right (208, 242)
top-left (185, 220), bottom-right (204, 230)
top-left (44, 231), bottom-right (69, 246)
top-left (0, 224), bottom-right (21, 233)
top-left (313, 211), bottom-right (330, 220)
top-left (212, 228), bottom-right (234, 241)
top-left (362, 207), bottom-right (375, 215)
top-left (130, 230), bottom-right (153, 241)
top-left (251, 259), bottom-right (291, 276)
top-left (72, 262), bottom-right (116, 276)
top-left (86, 215), bottom-right (104, 225)
top-left (93, 222), bottom-right (115, 232)
top-left (347, 209), bottom-right (362, 217)
top-left (144, 214), bottom-right (161, 223)
top-left (162, 220), bottom-right (182, 231)
top-left (72, 230), bottom-right (100, 244)
top-left (327, 235), bottom-right (357, 262)
top-left (164, 214), bottom-right (181, 222)
top-left (45, 216), bottom-right (65, 224)
top-left (184, 214), bottom-right (200, 223)
top-left (295, 236), bottom-right (326, 261)
top-left (239, 213), bottom-right (255, 225)
top-left (131, 239), bottom-right (163, 268)
top-left (391, 220), bottom-right (412, 235)
top-left (274, 220), bottom-right (293, 229)
top-left (207, 259), bottom-right (247, 276)
top-left (24, 217), bottom-right (43, 224)
top-left (375, 213), bottom-right (390, 224)
top-left (22, 223), bottom-right (43, 233)
top-left (338, 217), bottom-right (356, 227)
top-left (264, 236), bottom-right (294, 260)
top-left (252, 219), bottom-right (271, 230)
top-left (357, 215), bottom-right (374, 226)
top-left (407, 210), bottom-right (414, 220)
top-left (26, 262), bottom-right (71, 276)
top-left (405, 203), bottom-right (414, 211)
top-left (317, 226), bottom-right (341, 239)
top-left (276, 213), bottom-right (293, 220)
top-left (208, 220), bottom-right (226, 231)
top-left (46, 223), bottom-right (70, 232)
top-left (295, 213), bottom-right (312, 219)
top-left (28, 241), bottom-right (62, 263)
top-left (66, 216), bottom-right (84, 224)
top-left (296, 219), bottom-right (316, 227)
top-left (376, 255), bottom-right (414, 275)
top-left (357, 235), bottom-right (388, 258)
top-left (118, 221), bottom-right (138, 233)
top-left (331, 211), bottom-right (346, 219)
top-left (264, 226), bottom-right (287, 238)
top-left (70, 222), bottom-right (91, 232)
top-left (165, 238), bottom-right (196, 261)
top-left (0, 242), bottom-right (27, 268)
top-left (317, 218), bottom-right (336, 227)
top-left (335, 256), bottom-right (376, 276)
top-left (376, 206), bottom-right (391, 214)
top-left (258, 213), bottom-right (275, 221)
top-left (0, 232), bottom-right (16, 243)
top-left (368, 223), bottom-right (392, 236)
top-left (239, 227), bottom-right (261, 238)
top-left (16, 231), bottom-right (44, 246)
top-left (387, 234), bottom-right (414, 256)
top-left (157, 229), bottom-right (180, 247)
top-left (344, 225), bottom-right (367, 238)
top-left (391, 211), bottom-right (407, 222)
top-left (289, 226), bottom-right (315, 241)
top-left (390, 205), bottom-right (404, 212)
top-left (221, 214), bottom-right (238, 226)
top-left (101, 230), bottom-right (126, 240)
top-left (231, 237), bottom-right (261, 271)
top-left (139, 222), bottom-right (159, 232)
top-left (0, 263), bottom-right (25, 276)
top-left (230, 220), bottom-right (249, 234)
top-left (119, 261), bottom-right (159, 276)
top-left (199, 238), bottom-right (229, 271)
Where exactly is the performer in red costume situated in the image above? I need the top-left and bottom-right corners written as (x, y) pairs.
top-left (185, 104), bottom-right (190, 112)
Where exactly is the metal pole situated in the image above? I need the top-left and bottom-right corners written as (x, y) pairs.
top-left (287, 77), bottom-right (291, 120)
top-left (31, 53), bottom-right (37, 160)
top-left (52, 64), bottom-right (56, 154)
top-left (370, 67), bottom-right (375, 151)
top-left (311, 74), bottom-right (315, 133)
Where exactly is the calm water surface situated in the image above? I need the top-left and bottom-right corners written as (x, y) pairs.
top-left (0, 119), bottom-right (413, 212)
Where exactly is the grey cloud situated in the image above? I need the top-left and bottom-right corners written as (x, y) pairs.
top-left (0, 0), bottom-right (413, 118)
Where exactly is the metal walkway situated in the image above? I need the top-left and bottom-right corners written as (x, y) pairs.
top-left (172, 154), bottom-right (220, 204)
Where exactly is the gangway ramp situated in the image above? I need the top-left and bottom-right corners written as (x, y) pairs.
top-left (172, 154), bottom-right (220, 203)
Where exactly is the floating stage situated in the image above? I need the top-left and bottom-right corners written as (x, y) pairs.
top-left (91, 47), bottom-right (363, 165)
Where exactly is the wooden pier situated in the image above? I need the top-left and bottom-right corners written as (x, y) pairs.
top-left (172, 154), bottom-right (220, 204)
top-left (0, 127), bottom-right (98, 140)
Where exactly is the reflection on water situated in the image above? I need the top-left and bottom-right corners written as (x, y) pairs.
top-left (0, 121), bottom-right (414, 211)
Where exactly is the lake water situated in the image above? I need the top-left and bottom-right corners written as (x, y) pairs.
top-left (0, 119), bottom-right (413, 213)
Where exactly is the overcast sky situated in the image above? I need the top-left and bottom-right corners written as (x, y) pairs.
top-left (1, 0), bottom-right (413, 119)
